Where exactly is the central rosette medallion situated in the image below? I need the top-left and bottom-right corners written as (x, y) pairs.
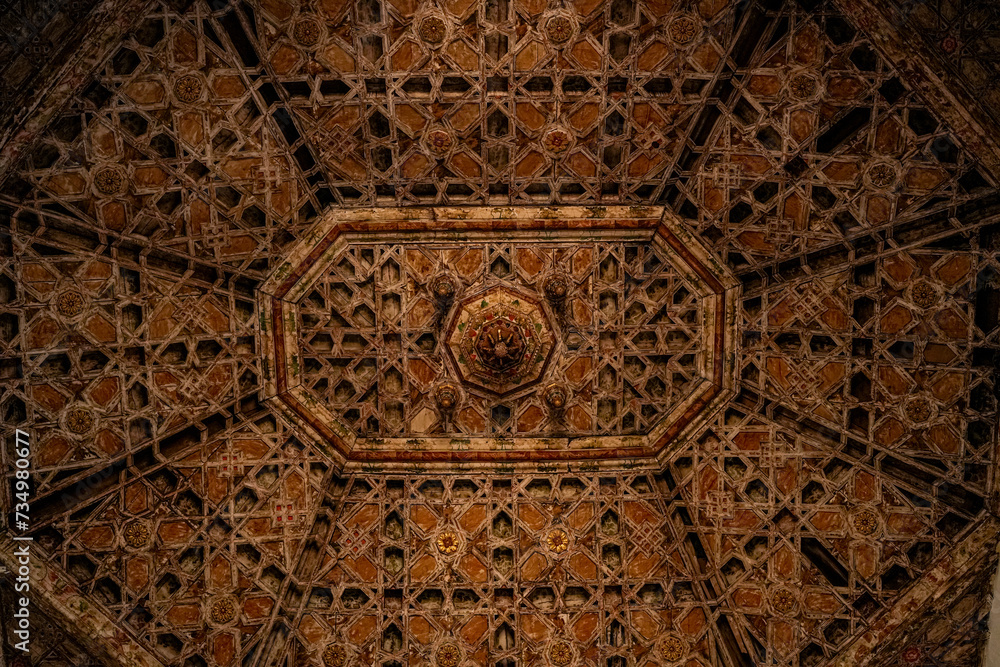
top-left (474, 318), bottom-right (527, 371)
top-left (447, 286), bottom-right (554, 395)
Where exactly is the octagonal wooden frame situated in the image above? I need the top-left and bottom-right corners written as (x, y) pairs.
top-left (258, 206), bottom-right (739, 471)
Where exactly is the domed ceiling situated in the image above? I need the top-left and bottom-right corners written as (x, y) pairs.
top-left (0, 0), bottom-right (999, 666)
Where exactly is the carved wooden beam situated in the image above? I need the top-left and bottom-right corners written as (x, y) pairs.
top-left (0, 0), bottom-right (157, 182)
top-left (0, 534), bottom-right (162, 667)
top-left (832, 0), bottom-right (1000, 179)
top-left (831, 517), bottom-right (1000, 666)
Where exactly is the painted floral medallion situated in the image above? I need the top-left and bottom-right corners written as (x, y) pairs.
top-left (448, 287), bottom-right (553, 396)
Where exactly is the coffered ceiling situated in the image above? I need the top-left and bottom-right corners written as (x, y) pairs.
top-left (1, 0), bottom-right (999, 666)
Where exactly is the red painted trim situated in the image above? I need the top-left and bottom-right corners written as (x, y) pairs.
top-left (276, 227), bottom-right (342, 299)
top-left (655, 224), bottom-right (725, 292)
top-left (652, 384), bottom-right (720, 451)
top-left (277, 391), bottom-right (352, 457)
top-left (713, 290), bottom-right (726, 385)
top-left (348, 445), bottom-right (651, 463)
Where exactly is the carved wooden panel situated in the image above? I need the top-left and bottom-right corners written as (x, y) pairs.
top-left (0, 0), bottom-right (998, 665)
top-left (258, 207), bottom-right (736, 467)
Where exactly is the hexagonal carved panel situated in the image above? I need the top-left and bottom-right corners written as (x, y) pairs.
top-left (259, 207), bottom-right (737, 469)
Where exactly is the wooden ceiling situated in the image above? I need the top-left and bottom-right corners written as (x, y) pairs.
top-left (1, 0), bottom-right (999, 665)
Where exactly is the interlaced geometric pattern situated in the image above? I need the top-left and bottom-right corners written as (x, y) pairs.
top-left (0, 0), bottom-right (999, 664)
top-left (273, 473), bottom-right (713, 667)
top-left (298, 240), bottom-right (706, 438)
top-left (882, 0), bottom-right (1000, 131)
top-left (267, 0), bottom-right (724, 206)
top-left (0, 0), bottom-right (103, 122)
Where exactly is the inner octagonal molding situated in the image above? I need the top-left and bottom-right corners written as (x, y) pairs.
top-left (259, 207), bottom-right (738, 470)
